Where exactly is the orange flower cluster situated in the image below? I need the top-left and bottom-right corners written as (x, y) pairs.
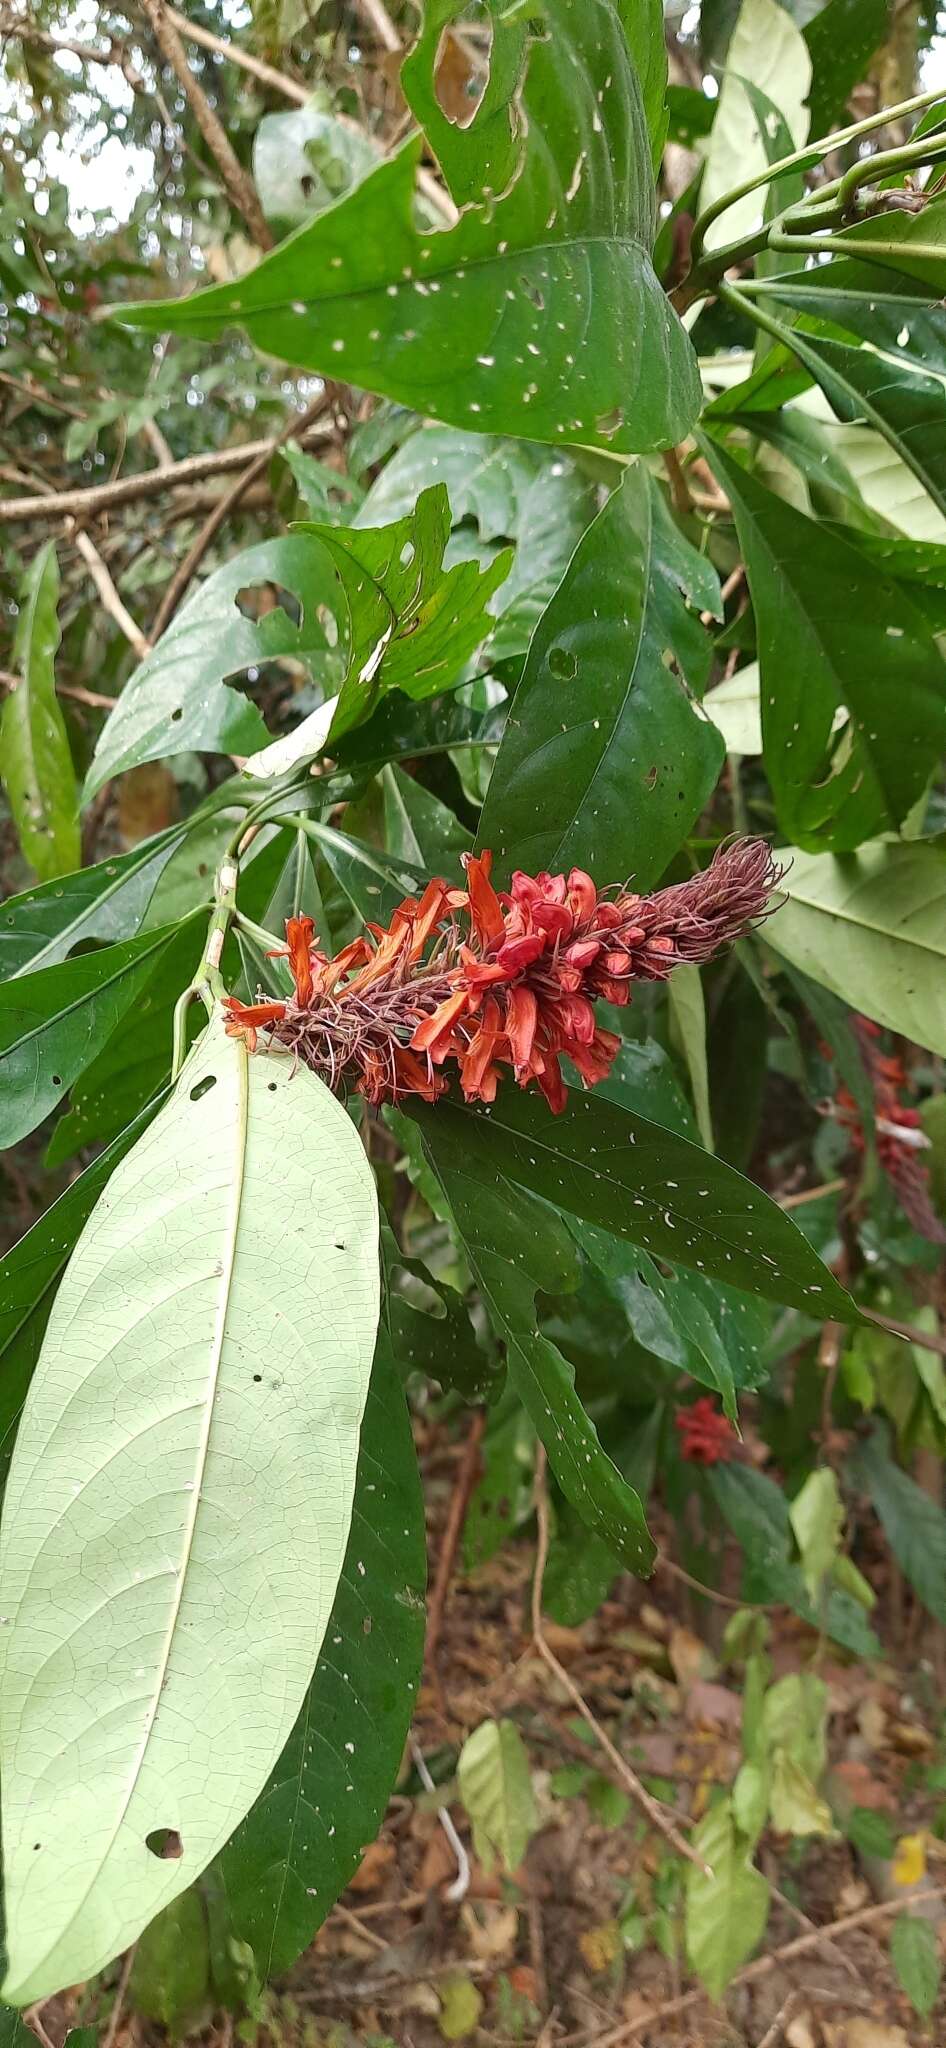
top-left (224, 837), bottom-right (780, 1112)
top-left (832, 1016), bottom-right (946, 1245)
top-left (675, 1398), bottom-right (737, 1465)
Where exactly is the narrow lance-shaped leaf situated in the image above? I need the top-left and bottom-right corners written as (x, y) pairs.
top-left (0, 825), bottom-right (190, 981)
top-left (476, 465), bottom-right (724, 890)
top-left (1, 542), bottom-right (79, 882)
top-left (0, 1011), bottom-right (379, 2003)
top-left (218, 1334), bottom-right (425, 1978)
top-left (706, 438), bottom-right (946, 852)
top-left (115, 0), bottom-right (700, 456)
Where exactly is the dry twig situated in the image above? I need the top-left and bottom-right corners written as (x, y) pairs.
top-left (137, 0), bottom-right (272, 249)
top-left (67, 524), bottom-right (152, 662)
top-left (425, 1408), bottom-right (486, 1678)
top-left (0, 421), bottom-right (334, 523)
top-left (532, 1445), bottom-right (710, 1876)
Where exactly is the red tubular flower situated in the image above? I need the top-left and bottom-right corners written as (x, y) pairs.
top-left (676, 1398), bottom-right (737, 1466)
top-left (225, 836), bottom-right (780, 1111)
top-left (831, 1016), bottom-right (946, 1245)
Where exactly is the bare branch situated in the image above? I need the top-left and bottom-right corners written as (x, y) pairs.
top-left (66, 524), bottom-right (152, 662)
top-left (137, 0), bottom-right (273, 250)
top-left (162, 4), bottom-right (308, 104)
top-left (0, 420), bottom-right (334, 523)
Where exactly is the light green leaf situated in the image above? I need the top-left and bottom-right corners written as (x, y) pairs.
top-left (761, 1673), bottom-right (828, 1785)
top-left (1, 542), bottom-right (79, 881)
top-left (704, 661), bottom-right (762, 756)
top-left (769, 1753), bottom-right (834, 1838)
top-left (457, 1719), bottom-right (538, 1875)
top-left (891, 1913), bottom-right (941, 2019)
top-left (438, 1972), bottom-right (484, 2042)
top-left (116, 1), bottom-right (700, 456)
top-left (685, 1800), bottom-right (770, 2000)
top-left (732, 1760), bottom-right (769, 1845)
top-left (698, 0), bottom-right (811, 254)
top-left (766, 838), bottom-right (946, 1056)
top-left (669, 965), bottom-right (714, 1153)
top-left (476, 465), bottom-right (724, 891)
top-left (83, 535), bottom-right (344, 801)
top-left (789, 1468), bottom-right (843, 1605)
top-left (0, 1011), bottom-right (379, 2003)
top-left (253, 96), bottom-right (380, 234)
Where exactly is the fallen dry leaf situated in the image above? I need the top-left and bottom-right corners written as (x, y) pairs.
top-left (823, 2024), bottom-right (910, 2048)
top-left (579, 1919), bottom-right (622, 1974)
top-left (857, 1697), bottom-right (888, 1750)
top-left (785, 2014), bottom-right (818, 2048)
top-left (459, 1900), bottom-right (519, 1964)
top-left (669, 1624), bottom-right (716, 1692)
top-left (684, 1679), bottom-right (743, 1732)
top-left (348, 1836), bottom-right (396, 1893)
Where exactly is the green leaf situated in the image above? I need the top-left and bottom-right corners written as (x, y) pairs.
top-left (761, 1673), bottom-right (828, 1786)
top-left (128, 1890), bottom-right (209, 2030)
top-left (766, 837), bottom-right (946, 1056)
top-left (707, 440), bottom-right (946, 850)
top-left (845, 1806), bottom-right (896, 1861)
top-left (827, 195), bottom-right (946, 294)
top-left (417, 1118), bottom-right (656, 1574)
top-left (698, 0), bottom-right (810, 255)
top-left (668, 965), bottom-right (713, 1153)
top-left (411, 1086), bottom-right (858, 1321)
top-left (382, 765), bottom-right (471, 874)
top-left (0, 1100), bottom-right (166, 1490)
top-left (849, 1427), bottom-right (946, 1626)
top-left (543, 1497), bottom-right (620, 1628)
top-left (0, 1011), bottom-right (379, 2003)
top-left (476, 466), bottom-right (724, 890)
top-left (438, 1972), bottom-right (484, 2042)
top-left (732, 1760), bottom-right (769, 1845)
top-left (685, 1800), bottom-right (770, 2000)
top-left (803, 0), bottom-right (890, 137)
top-left (457, 1719), bottom-right (538, 1875)
top-left (769, 1753), bottom-right (833, 1838)
top-left (0, 920), bottom-right (184, 1151)
top-left (218, 1337), bottom-right (425, 1977)
top-left (313, 484), bottom-right (510, 743)
top-left (710, 1466), bottom-right (881, 1655)
top-left (789, 1467), bottom-right (843, 1605)
top-left (116, 1), bottom-right (700, 456)
top-left (83, 535), bottom-right (344, 801)
top-left (353, 428), bottom-right (597, 663)
top-left (891, 1914), bottom-right (941, 2019)
top-left (0, 825), bottom-right (190, 980)
top-left (1, 542), bottom-right (79, 881)
top-left (253, 96), bottom-right (380, 234)
top-left (704, 662), bottom-right (762, 757)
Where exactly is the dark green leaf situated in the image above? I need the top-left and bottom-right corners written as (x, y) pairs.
top-left (412, 1084), bottom-right (858, 1320)
top-left (710, 1466), bottom-right (880, 1656)
top-left (707, 439), bottom-right (946, 850)
top-left (828, 195), bottom-right (946, 292)
top-left (803, 0), bottom-right (891, 137)
top-left (83, 535), bottom-right (344, 799)
top-left (0, 825), bottom-right (188, 980)
top-left (844, 1807), bottom-right (896, 1860)
top-left (418, 1116), bottom-right (656, 1574)
top-left (218, 1338), bottom-right (425, 1977)
top-left (0, 921), bottom-right (183, 1149)
top-left (116, 1), bottom-right (700, 456)
top-left (849, 1426), bottom-right (946, 1625)
top-left (306, 822), bottom-right (428, 924)
top-left (1, 542), bottom-right (79, 881)
top-left (128, 1891), bottom-right (209, 2030)
top-left (476, 466), bottom-right (723, 890)
top-left (382, 765), bottom-right (472, 873)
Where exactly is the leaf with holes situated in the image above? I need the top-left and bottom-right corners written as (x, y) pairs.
top-left (476, 464), bottom-right (723, 890)
top-left (1, 543), bottom-right (79, 882)
top-left (83, 535), bottom-right (344, 801)
top-left (707, 439), bottom-right (946, 850)
top-left (352, 428), bottom-right (597, 664)
top-left (0, 1011), bottom-right (379, 2003)
top-left (115, 0), bottom-right (700, 456)
top-left (766, 837), bottom-right (946, 1056)
top-left (410, 1085), bottom-right (858, 1322)
top-left (0, 920), bottom-right (188, 1151)
top-left (217, 1334), bottom-right (424, 1978)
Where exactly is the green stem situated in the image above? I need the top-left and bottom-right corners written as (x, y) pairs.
top-left (234, 910), bottom-right (284, 952)
top-left (688, 83), bottom-right (946, 265)
top-left (171, 848), bottom-right (241, 1080)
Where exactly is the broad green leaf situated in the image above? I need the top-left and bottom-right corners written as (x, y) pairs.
top-left (253, 96), bottom-right (380, 234)
top-left (83, 535), bottom-right (344, 801)
top-left (849, 1427), bottom-right (946, 1625)
top-left (668, 965), bottom-right (713, 1153)
top-left (769, 1753), bottom-right (833, 1837)
top-left (412, 1087), bottom-right (858, 1321)
top-left (218, 1337), bottom-right (425, 1977)
top-left (307, 822), bottom-right (428, 925)
top-left (381, 765), bottom-right (471, 874)
top-left (760, 1673), bottom-right (828, 1786)
top-left (312, 485), bottom-right (510, 743)
top-left (0, 825), bottom-right (189, 980)
top-left (708, 440), bottom-right (946, 849)
top-left (685, 1800), bottom-right (770, 2000)
top-left (767, 838), bottom-right (946, 1055)
top-left (698, 0), bottom-right (811, 254)
top-left (476, 466), bottom-right (724, 890)
top-left (543, 1498), bottom-right (620, 1628)
top-left (709, 1465), bottom-right (881, 1655)
top-left (803, 0), bottom-right (890, 136)
top-left (127, 1891), bottom-right (209, 2031)
top-left (828, 195), bottom-right (946, 294)
top-left (0, 1100), bottom-right (166, 1488)
top-left (457, 1720), bottom-right (538, 1876)
top-left (353, 428), bottom-right (597, 662)
top-left (117, 2), bottom-right (700, 456)
top-left (0, 920), bottom-right (185, 1151)
top-left (789, 1467), bottom-right (843, 1605)
top-left (0, 1011), bottom-right (379, 2003)
top-left (704, 662), bottom-right (762, 755)
top-left (417, 1121), bottom-right (656, 1573)
top-left (1, 542), bottom-right (79, 881)
top-left (732, 1760), bottom-right (769, 1845)
top-left (891, 1914), bottom-right (941, 2020)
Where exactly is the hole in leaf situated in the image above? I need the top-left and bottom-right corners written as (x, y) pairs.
top-left (267, 1081), bottom-right (277, 1092)
top-left (596, 407), bottom-right (623, 438)
top-left (171, 707), bottom-right (183, 722)
top-left (520, 276), bottom-right (545, 310)
top-left (399, 541), bottom-right (416, 569)
top-left (433, 20), bottom-right (492, 129)
top-left (146, 1827), bottom-right (183, 1860)
top-left (190, 1074), bottom-right (217, 1102)
top-left (548, 645), bottom-right (577, 681)
top-left (234, 582), bottom-right (302, 629)
top-left (51, 1075), bottom-right (62, 1088)
top-left (253, 1373), bottom-right (263, 1382)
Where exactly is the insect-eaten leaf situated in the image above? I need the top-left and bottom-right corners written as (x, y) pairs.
top-left (0, 1012), bottom-right (379, 2003)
